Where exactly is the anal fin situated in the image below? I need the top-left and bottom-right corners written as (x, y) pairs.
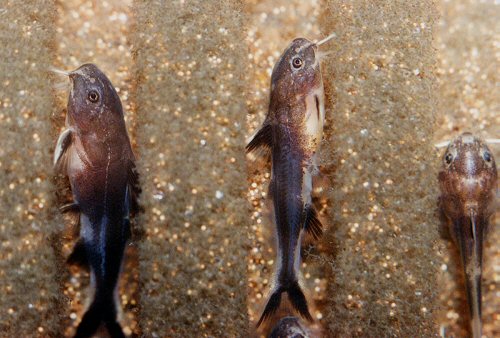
top-left (304, 205), bottom-right (323, 240)
top-left (67, 239), bottom-right (89, 269)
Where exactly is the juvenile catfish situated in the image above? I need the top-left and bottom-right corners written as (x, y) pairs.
top-left (247, 37), bottom-right (330, 326)
top-left (54, 64), bottom-right (139, 338)
top-left (439, 132), bottom-right (497, 338)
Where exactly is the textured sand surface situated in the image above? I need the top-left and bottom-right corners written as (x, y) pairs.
top-left (0, 1), bottom-right (64, 336)
top-left (131, 1), bottom-right (250, 336)
top-left (319, 1), bottom-right (440, 336)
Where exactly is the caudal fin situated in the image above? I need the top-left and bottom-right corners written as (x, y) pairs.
top-left (74, 297), bottom-right (125, 338)
top-left (257, 281), bottom-right (313, 327)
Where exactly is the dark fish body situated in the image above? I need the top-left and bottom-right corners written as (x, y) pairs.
top-left (247, 38), bottom-right (326, 326)
top-left (54, 64), bottom-right (138, 338)
top-left (438, 133), bottom-right (497, 338)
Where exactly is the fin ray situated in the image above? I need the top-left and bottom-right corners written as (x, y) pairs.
top-left (246, 124), bottom-right (272, 154)
top-left (127, 160), bottom-right (142, 215)
top-left (53, 128), bottom-right (73, 173)
top-left (304, 205), bottom-right (323, 240)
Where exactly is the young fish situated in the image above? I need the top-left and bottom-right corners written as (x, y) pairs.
top-left (438, 132), bottom-right (497, 338)
top-left (247, 37), bottom-right (329, 326)
top-left (54, 64), bottom-right (139, 338)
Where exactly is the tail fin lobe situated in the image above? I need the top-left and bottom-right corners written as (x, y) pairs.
top-left (74, 296), bottom-right (125, 338)
top-left (256, 281), bottom-right (313, 327)
top-left (288, 281), bottom-right (313, 322)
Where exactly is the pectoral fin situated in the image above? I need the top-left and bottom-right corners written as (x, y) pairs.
top-left (54, 128), bottom-right (73, 173)
top-left (246, 124), bottom-right (272, 154)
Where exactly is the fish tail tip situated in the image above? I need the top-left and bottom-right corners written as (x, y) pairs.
top-left (257, 282), bottom-right (313, 328)
top-left (105, 321), bottom-right (127, 338)
top-left (288, 281), bottom-right (313, 322)
top-left (74, 298), bottom-right (124, 338)
top-left (257, 288), bottom-right (284, 328)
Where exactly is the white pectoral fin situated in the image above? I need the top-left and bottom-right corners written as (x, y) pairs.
top-left (54, 128), bottom-right (73, 172)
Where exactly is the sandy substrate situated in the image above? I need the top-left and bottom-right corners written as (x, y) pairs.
top-left (0, 1), bottom-right (64, 336)
top-left (131, 1), bottom-right (250, 336)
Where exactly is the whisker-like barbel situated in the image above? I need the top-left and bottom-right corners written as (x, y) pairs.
top-left (485, 138), bottom-right (500, 144)
top-left (435, 140), bottom-right (450, 148)
top-left (316, 50), bottom-right (334, 60)
top-left (316, 33), bottom-right (336, 46)
top-left (52, 82), bottom-right (70, 91)
top-left (49, 68), bottom-right (70, 76)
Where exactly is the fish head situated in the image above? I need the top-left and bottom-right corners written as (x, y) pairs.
top-left (439, 132), bottom-right (497, 218)
top-left (270, 38), bottom-right (322, 105)
top-left (67, 63), bottom-right (123, 132)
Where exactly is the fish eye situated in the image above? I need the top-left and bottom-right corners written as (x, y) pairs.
top-left (292, 57), bottom-right (303, 69)
top-left (483, 151), bottom-right (492, 163)
top-left (445, 153), bottom-right (453, 165)
top-left (88, 90), bottom-right (99, 103)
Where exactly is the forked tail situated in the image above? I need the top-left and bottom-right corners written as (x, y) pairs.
top-left (257, 280), bottom-right (313, 327)
top-left (74, 293), bottom-right (124, 338)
